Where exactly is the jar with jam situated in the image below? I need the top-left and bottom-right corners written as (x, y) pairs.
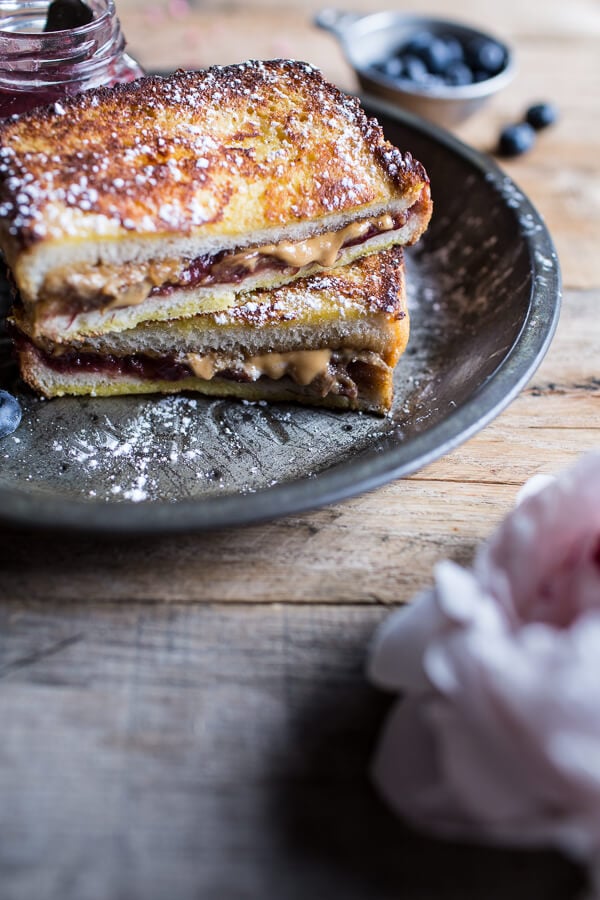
top-left (0, 0), bottom-right (144, 118)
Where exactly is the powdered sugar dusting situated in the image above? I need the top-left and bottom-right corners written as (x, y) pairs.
top-left (1, 391), bottom-right (392, 502)
top-left (0, 60), bottom-right (422, 245)
top-left (211, 247), bottom-right (404, 327)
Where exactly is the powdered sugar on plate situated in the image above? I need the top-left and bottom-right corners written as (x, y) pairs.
top-left (0, 389), bottom-right (395, 503)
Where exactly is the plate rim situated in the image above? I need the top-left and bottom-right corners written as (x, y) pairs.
top-left (0, 96), bottom-right (561, 534)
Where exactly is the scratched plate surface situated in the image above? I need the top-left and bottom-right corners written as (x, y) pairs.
top-left (0, 100), bottom-right (560, 533)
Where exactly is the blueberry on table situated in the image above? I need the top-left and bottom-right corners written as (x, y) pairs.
top-left (0, 390), bottom-right (22, 439)
top-left (526, 102), bottom-right (558, 129)
top-left (466, 37), bottom-right (506, 75)
top-left (44, 0), bottom-right (94, 32)
top-left (498, 122), bottom-right (536, 157)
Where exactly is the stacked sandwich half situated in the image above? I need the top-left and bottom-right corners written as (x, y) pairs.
top-left (0, 60), bottom-right (432, 413)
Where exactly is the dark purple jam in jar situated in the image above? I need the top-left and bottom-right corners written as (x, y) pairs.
top-left (0, 0), bottom-right (144, 118)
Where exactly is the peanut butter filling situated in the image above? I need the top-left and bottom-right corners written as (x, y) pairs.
top-left (218, 215), bottom-right (394, 272)
top-left (186, 348), bottom-right (333, 386)
top-left (37, 214), bottom-right (398, 311)
top-left (42, 257), bottom-right (183, 310)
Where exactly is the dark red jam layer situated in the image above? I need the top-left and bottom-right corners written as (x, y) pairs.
top-left (151, 254), bottom-right (294, 297)
top-left (31, 342), bottom-right (199, 382)
top-left (21, 339), bottom-right (381, 402)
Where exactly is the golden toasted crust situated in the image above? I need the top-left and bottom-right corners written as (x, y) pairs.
top-left (0, 60), bottom-right (429, 255)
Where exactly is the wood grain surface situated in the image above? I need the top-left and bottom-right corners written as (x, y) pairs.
top-left (1, 0), bottom-right (600, 897)
top-left (0, 603), bottom-right (586, 900)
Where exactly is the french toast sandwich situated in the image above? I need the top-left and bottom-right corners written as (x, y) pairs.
top-left (0, 60), bottom-right (431, 343)
top-left (13, 248), bottom-right (409, 414)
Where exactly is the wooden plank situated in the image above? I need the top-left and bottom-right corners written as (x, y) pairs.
top-left (0, 602), bottom-right (584, 900)
top-left (0, 480), bottom-right (508, 604)
top-left (119, 0), bottom-right (600, 39)
top-left (1, 291), bottom-right (597, 605)
top-left (415, 289), bottom-right (600, 484)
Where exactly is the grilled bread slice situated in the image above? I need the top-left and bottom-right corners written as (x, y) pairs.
top-left (13, 247), bottom-right (409, 414)
top-left (0, 60), bottom-right (431, 342)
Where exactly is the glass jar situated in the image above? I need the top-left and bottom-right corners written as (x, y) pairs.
top-left (0, 0), bottom-right (144, 118)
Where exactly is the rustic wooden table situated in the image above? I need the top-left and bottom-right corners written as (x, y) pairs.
top-left (1, 0), bottom-right (599, 897)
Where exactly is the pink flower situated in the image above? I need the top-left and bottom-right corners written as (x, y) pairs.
top-left (368, 453), bottom-right (600, 865)
top-left (167, 0), bottom-right (190, 19)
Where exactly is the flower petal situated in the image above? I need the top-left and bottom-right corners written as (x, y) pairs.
top-left (370, 454), bottom-right (600, 865)
top-left (367, 588), bottom-right (443, 692)
top-left (370, 697), bottom-right (468, 827)
top-left (477, 453), bottom-right (600, 627)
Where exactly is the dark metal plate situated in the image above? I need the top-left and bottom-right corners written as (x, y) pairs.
top-left (0, 97), bottom-right (560, 534)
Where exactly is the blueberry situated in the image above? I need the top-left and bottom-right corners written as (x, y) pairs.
top-left (423, 74), bottom-right (445, 89)
top-left (525, 102), bottom-right (558, 130)
top-left (473, 69), bottom-right (490, 82)
top-left (0, 389), bottom-right (22, 439)
top-left (401, 55), bottom-right (429, 83)
top-left (440, 36), bottom-right (464, 64)
top-left (466, 37), bottom-right (506, 75)
top-left (420, 37), bottom-right (456, 74)
top-left (383, 56), bottom-right (404, 79)
top-left (403, 31), bottom-right (436, 58)
top-left (444, 61), bottom-right (474, 86)
top-left (498, 122), bottom-right (536, 157)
